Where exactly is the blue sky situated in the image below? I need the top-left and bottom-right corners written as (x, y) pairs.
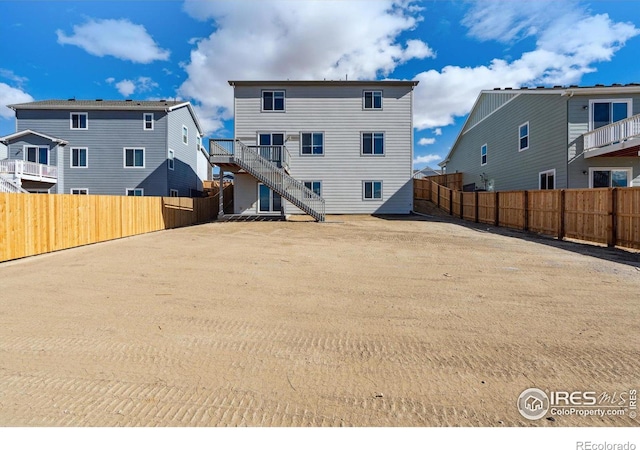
top-left (1, 0), bottom-right (639, 169)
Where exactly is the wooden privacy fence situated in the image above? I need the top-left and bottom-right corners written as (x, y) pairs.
top-left (0, 193), bottom-right (218, 262)
top-left (414, 178), bottom-right (640, 250)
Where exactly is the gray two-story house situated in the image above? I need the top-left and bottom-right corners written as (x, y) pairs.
top-left (0, 100), bottom-right (209, 196)
top-left (210, 80), bottom-right (418, 220)
top-left (440, 84), bottom-right (640, 191)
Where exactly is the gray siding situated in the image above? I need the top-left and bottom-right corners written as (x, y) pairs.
top-left (233, 83), bottom-right (414, 214)
top-left (447, 93), bottom-right (568, 191)
top-left (167, 105), bottom-right (203, 196)
top-left (5, 135), bottom-right (62, 193)
top-left (462, 92), bottom-right (519, 133)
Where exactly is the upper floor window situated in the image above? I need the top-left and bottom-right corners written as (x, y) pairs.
top-left (481, 144), bottom-right (487, 166)
top-left (182, 125), bottom-right (188, 145)
top-left (143, 113), bottom-right (154, 130)
top-left (197, 135), bottom-right (202, 150)
top-left (589, 99), bottom-right (632, 130)
top-left (519, 122), bottom-right (529, 151)
top-left (124, 148), bottom-right (145, 168)
top-left (25, 146), bottom-right (49, 165)
top-left (262, 90), bottom-right (285, 111)
top-left (301, 132), bottom-right (324, 155)
top-left (363, 91), bottom-right (382, 110)
top-left (71, 147), bottom-right (88, 167)
top-left (168, 148), bottom-right (175, 170)
top-left (70, 112), bottom-right (88, 130)
top-left (362, 132), bottom-right (384, 155)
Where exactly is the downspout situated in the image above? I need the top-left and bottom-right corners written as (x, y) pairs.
top-left (165, 107), bottom-right (170, 196)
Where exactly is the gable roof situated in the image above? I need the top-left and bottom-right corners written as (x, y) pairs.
top-left (439, 83), bottom-right (640, 168)
top-left (0, 129), bottom-right (68, 145)
top-left (7, 100), bottom-right (205, 136)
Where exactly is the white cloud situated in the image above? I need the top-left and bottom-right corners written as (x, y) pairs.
top-left (0, 69), bottom-right (28, 89)
top-left (412, 1), bottom-right (639, 130)
top-left (433, 128), bottom-right (442, 136)
top-left (0, 83), bottom-right (33, 119)
top-left (179, 0), bottom-right (433, 133)
top-left (418, 137), bottom-right (436, 146)
top-left (56, 19), bottom-right (170, 64)
top-left (111, 77), bottom-right (159, 97)
top-left (413, 154), bottom-right (441, 165)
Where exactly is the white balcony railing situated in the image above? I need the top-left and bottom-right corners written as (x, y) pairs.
top-left (584, 113), bottom-right (640, 152)
top-left (0, 159), bottom-right (58, 182)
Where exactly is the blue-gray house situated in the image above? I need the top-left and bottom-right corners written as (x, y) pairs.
top-left (0, 99), bottom-right (210, 196)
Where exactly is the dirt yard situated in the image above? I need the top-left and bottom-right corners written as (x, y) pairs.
top-left (0, 214), bottom-right (638, 427)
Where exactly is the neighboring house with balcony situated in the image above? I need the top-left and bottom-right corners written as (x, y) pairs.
top-left (439, 84), bottom-right (640, 192)
top-left (210, 80), bottom-right (418, 221)
top-left (0, 99), bottom-right (209, 196)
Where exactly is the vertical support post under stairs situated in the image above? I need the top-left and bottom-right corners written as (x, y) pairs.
top-left (218, 169), bottom-right (225, 219)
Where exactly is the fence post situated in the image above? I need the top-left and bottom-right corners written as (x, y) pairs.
top-left (427, 179), bottom-right (432, 202)
top-left (494, 192), bottom-right (500, 226)
top-left (558, 190), bottom-right (565, 241)
top-left (437, 184), bottom-right (441, 208)
top-left (607, 188), bottom-right (617, 247)
top-left (474, 191), bottom-right (479, 223)
top-left (449, 189), bottom-right (453, 216)
top-left (460, 191), bottom-right (464, 219)
top-left (523, 190), bottom-right (529, 231)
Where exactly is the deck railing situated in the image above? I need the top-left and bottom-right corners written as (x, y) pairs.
top-left (209, 139), bottom-right (325, 222)
top-left (583, 113), bottom-right (640, 152)
top-left (0, 176), bottom-right (28, 193)
top-left (0, 159), bottom-right (58, 181)
top-left (210, 139), bottom-right (290, 171)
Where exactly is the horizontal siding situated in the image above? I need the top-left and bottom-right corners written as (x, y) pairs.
top-left (462, 92), bottom-right (519, 133)
top-left (233, 84), bottom-right (413, 214)
top-left (167, 106), bottom-right (202, 196)
top-left (17, 109), bottom-right (169, 196)
top-left (447, 94), bottom-right (568, 191)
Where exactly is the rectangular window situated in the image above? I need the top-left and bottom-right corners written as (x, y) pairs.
top-left (70, 147), bottom-right (88, 167)
top-left (519, 122), bottom-right (529, 151)
top-left (363, 181), bottom-right (382, 200)
top-left (143, 113), bottom-right (154, 130)
top-left (170, 189), bottom-right (179, 197)
top-left (70, 188), bottom-right (88, 195)
top-left (363, 90), bottom-right (382, 110)
top-left (589, 99), bottom-right (632, 130)
top-left (362, 132), bottom-right (384, 155)
top-left (126, 188), bottom-right (144, 196)
top-left (539, 169), bottom-right (555, 190)
top-left (303, 181), bottom-right (322, 196)
top-left (25, 146), bottom-right (49, 165)
top-left (168, 149), bottom-right (175, 170)
top-left (182, 125), bottom-right (188, 145)
top-left (262, 90), bottom-right (285, 111)
top-left (70, 112), bottom-right (88, 129)
top-left (124, 148), bottom-right (145, 168)
top-left (481, 144), bottom-right (487, 166)
top-left (301, 132), bottom-right (324, 155)
top-left (197, 135), bottom-right (202, 149)
top-left (589, 167), bottom-right (632, 188)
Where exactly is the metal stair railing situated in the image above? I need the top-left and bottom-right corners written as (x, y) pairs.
top-left (209, 139), bottom-right (325, 222)
top-left (0, 176), bottom-right (28, 193)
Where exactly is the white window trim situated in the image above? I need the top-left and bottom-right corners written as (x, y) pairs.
top-left (588, 98), bottom-right (633, 131)
top-left (143, 113), bottom-right (154, 131)
top-left (70, 112), bottom-right (88, 130)
top-left (70, 188), bottom-right (89, 195)
top-left (363, 90), bottom-right (383, 110)
top-left (588, 167), bottom-right (633, 188)
top-left (538, 169), bottom-right (556, 190)
top-left (23, 145), bottom-right (50, 164)
top-left (361, 132), bottom-right (385, 156)
top-left (126, 188), bottom-right (144, 196)
top-left (170, 189), bottom-right (179, 197)
top-left (70, 147), bottom-right (88, 168)
top-left (519, 121), bottom-right (529, 152)
top-left (261, 90), bottom-right (286, 112)
top-left (302, 180), bottom-right (322, 196)
top-left (168, 148), bottom-right (175, 171)
top-left (182, 125), bottom-right (188, 145)
top-left (257, 183), bottom-right (282, 214)
top-left (363, 180), bottom-right (383, 201)
top-left (481, 143), bottom-right (487, 166)
top-left (197, 135), bottom-right (202, 150)
top-left (300, 132), bottom-right (325, 156)
top-left (123, 147), bottom-right (145, 168)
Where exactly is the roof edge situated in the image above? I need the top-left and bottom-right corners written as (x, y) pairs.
top-left (228, 80), bottom-right (419, 87)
